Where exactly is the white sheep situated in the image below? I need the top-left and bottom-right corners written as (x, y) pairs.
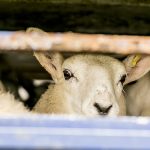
top-left (123, 55), bottom-right (150, 116)
top-left (0, 81), bottom-right (30, 115)
top-left (29, 28), bottom-right (145, 117)
top-left (28, 28), bottom-right (144, 117)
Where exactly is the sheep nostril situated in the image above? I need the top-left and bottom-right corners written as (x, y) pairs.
top-left (104, 105), bottom-right (112, 114)
top-left (94, 103), bottom-right (112, 115)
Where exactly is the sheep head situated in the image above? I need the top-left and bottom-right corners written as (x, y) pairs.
top-left (30, 28), bottom-right (150, 117)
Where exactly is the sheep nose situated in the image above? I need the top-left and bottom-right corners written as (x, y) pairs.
top-left (94, 103), bottom-right (112, 115)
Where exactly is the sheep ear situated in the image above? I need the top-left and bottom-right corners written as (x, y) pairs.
top-left (26, 28), bottom-right (64, 83)
top-left (123, 54), bottom-right (150, 85)
top-left (34, 52), bottom-right (64, 83)
top-left (26, 27), bottom-right (47, 35)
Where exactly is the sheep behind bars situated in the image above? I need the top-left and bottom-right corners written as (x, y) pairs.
top-left (0, 28), bottom-right (150, 117)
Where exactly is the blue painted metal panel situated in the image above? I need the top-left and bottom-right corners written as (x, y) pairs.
top-left (0, 115), bottom-right (149, 149)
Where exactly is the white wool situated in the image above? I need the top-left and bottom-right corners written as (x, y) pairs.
top-left (0, 92), bottom-right (30, 115)
top-left (125, 73), bottom-right (150, 116)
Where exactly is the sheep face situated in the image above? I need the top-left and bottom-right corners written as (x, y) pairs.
top-left (61, 55), bottom-right (126, 116)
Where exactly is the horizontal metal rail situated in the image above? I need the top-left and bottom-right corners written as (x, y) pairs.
top-left (0, 115), bottom-right (149, 149)
top-left (1, 31), bottom-right (150, 54)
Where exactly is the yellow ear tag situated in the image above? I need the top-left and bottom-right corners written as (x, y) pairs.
top-left (130, 54), bottom-right (141, 68)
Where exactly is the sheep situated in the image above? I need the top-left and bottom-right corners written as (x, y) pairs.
top-left (28, 27), bottom-right (150, 117)
top-left (123, 55), bottom-right (150, 116)
top-left (0, 81), bottom-right (31, 115)
top-left (27, 28), bottom-right (141, 117)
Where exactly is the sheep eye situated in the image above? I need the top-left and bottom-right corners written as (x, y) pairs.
top-left (120, 74), bottom-right (127, 85)
top-left (63, 69), bottom-right (74, 80)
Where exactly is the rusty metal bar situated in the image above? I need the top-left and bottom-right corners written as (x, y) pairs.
top-left (0, 31), bottom-right (150, 54)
